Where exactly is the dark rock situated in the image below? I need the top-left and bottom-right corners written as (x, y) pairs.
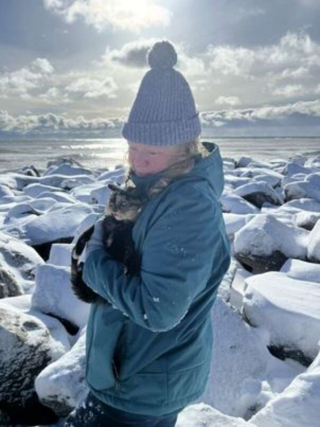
top-left (235, 250), bottom-right (287, 274)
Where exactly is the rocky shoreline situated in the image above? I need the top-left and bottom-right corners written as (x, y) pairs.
top-left (0, 153), bottom-right (319, 426)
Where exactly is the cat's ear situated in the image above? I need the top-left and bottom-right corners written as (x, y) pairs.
top-left (108, 183), bottom-right (119, 192)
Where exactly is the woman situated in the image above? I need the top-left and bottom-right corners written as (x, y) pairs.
top-left (65, 40), bottom-right (230, 427)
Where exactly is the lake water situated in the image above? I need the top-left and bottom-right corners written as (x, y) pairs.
top-left (0, 137), bottom-right (319, 173)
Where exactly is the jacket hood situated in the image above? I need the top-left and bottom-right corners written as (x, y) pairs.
top-left (191, 141), bottom-right (224, 198)
top-left (129, 141), bottom-right (224, 199)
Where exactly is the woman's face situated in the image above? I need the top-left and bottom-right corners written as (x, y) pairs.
top-left (128, 141), bottom-right (181, 177)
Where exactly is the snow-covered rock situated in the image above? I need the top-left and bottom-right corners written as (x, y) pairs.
top-left (24, 183), bottom-right (63, 198)
top-left (32, 264), bottom-right (90, 329)
top-left (43, 163), bottom-right (94, 177)
top-left (234, 214), bottom-right (309, 273)
top-left (243, 272), bottom-right (320, 364)
top-left (221, 193), bottom-right (259, 215)
top-left (223, 213), bottom-right (255, 239)
top-left (0, 173), bottom-right (39, 191)
top-left (224, 175), bottom-right (252, 189)
top-left (234, 181), bottom-right (283, 208)
top-left (251, 347), bottom-right (320, 427)
top-left (308, 219), bottom-right (320, 262)
top-left (294, 210), bottom-right (320, 230)
top-left (35, 331), bottom-right (88, 417)
top-left (280, 258), bottom-right (320, 283)
top-left (196, 297), bottom-right (300, 419)
top-left (284, 179), bottom-right (320, 203)
top-left (0, 231), bottom-right (44, 297)
top-left (278, 198), bottom-right (320, 214)
top-left (48, 244), bottom-right (73, 267)
top-left (176, 403), bottom-right (256, 427)
top-left (6, 203), bottom-right (94, 246)
top-left (0, 304), bottom-right (68, 424)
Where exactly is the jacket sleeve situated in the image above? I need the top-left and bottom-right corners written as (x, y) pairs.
top-left (82, 186), bottom-right (228, 332)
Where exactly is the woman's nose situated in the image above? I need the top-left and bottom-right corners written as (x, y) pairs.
top-left (133, 152), bottom-right (148, 165)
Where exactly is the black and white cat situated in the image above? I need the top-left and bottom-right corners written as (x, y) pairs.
top-left (70, 183), bottom-right (147, 304)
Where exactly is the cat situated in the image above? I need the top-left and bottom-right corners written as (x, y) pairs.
top-left (70, 183), bottom-right (147, 304)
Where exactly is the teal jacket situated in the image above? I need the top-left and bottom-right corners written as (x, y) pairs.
top-left (83, 142), bottom-right (231, 416)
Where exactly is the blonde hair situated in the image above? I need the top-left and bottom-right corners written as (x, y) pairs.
top-left (124, 137), bottom-right (209, 198)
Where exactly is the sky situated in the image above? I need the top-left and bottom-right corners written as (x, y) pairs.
top-left (1, 0), bottom-right (320, 139)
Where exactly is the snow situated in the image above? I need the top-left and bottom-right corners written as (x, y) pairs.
top-left (251, 347), bottom-right (320, 427)
top-left (32, 264), bottom-right (90, 329)
top-left (280, 258), bottom-right (320, 283)
top-left (1, 153), bottom-right (320, 426)
top-left (234, 214), bottom-right (309, 259)
top-left (308, 219), bottom-right (320, 262)
top-left (243, 272), bottom-right (320, 361)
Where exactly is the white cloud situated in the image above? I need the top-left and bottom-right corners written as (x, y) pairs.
top-left (0, 58), bottom-right (54, 99)
top-left (206, 31), bottom-right (320, 78)
top-left (44, 0), bottom-right (172, 33)
top-left (200, 99), bottom-right (320, 128)
top-left (32, 58), bottom-right (55, 74)
top-left (271, 84), bottom-right (305, 98)
top-left (66, 76), bottom-right (118, 98)
top-left (215, 96), bottom-right (240, 106)
top-left (208, 45), bottom-right (255, 77)
top-left (0, 110), bottom-right (124, 135)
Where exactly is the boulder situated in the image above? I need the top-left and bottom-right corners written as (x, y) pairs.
top-left (32, 264), bottom-right (90, 330)
top-left (0, 231), bottom-right (44, 297)
top-left (251, 349), bottom-right (320, 427)
top-left (35, 331), bottom-right (88, 417)
top-left (234, 214), bottom-right (309, 273)
top-left (308, 219), bottom-right (320, 263)
top-left (243, 272), bottom-right (320, 365)
top-left (0, 305), bottom-right (68, 425)
top-left (234, 181), bottom-right (283, 208)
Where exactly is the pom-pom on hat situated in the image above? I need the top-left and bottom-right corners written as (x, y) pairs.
top-left (122, 40), bottom-right (201, 146)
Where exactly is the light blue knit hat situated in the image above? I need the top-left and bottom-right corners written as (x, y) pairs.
top-left (122, 40), bottom-right (201, 146)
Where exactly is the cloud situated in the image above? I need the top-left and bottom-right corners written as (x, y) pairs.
top-left (44, 0), bottom-right (172, 33)
top-left (215, 96), bottom-right (240, 106)
top-left (0, 110), bottom-right (125, 137)
top-left (104, 38), bottom-right (207, 80)
top-left (66, 76), bottom-right (118, 98)
top-left (108, 40), bottom-right (154, 68)
top-left (201, 99), bottom-right (320, 129)
top-left (206, 31), bottom-right (320, 78)
top-left (271, 84), bottom-right (305, 98)
top-left (2, 99), bottom-right (320, 139)
top-left (208, 45), bottom-right (255, 77)
top-left (0, 58), bottom-right (55, 99)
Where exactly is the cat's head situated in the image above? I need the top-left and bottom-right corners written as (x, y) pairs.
top-left (107, 183), bottom-right (144, 221)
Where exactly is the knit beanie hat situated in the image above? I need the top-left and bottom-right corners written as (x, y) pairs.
top-left (121, 40), bottom-right (201, 146)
